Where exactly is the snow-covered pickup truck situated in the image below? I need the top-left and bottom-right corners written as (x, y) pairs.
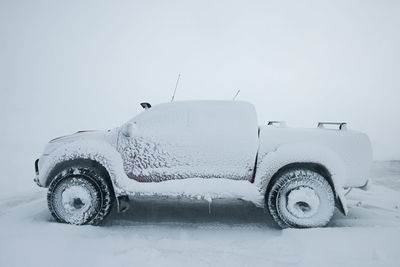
top-left (34, 101), bottom-right (372, 228)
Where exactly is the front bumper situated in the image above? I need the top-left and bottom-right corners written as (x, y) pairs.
top-left (34, 158), bottom-right (42, 187)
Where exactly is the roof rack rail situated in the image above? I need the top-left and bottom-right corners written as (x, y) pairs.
top-left (268, 121), bottom-right (287, 127)
top-left (317, 122), bottom-right (347, 130)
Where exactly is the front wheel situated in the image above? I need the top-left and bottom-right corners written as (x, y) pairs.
top-left (266, 168), bottom-right (335, 228)
top-left (47, 164), bottom-right (114, 225)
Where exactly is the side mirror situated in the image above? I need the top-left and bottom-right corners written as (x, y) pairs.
top-left (121, 122), bottom-right (138, 138)
top-left (140, 102), bottom-right (151, 109)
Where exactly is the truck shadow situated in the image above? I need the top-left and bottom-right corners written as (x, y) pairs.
top-left (100, 197), bottom-right (368, 228)
top-left (38, 193), bottom-right (385, 228)
top-left (102, 197), bottom-right (279, 228)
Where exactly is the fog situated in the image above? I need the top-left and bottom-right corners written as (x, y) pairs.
top-left (1, 0), bottom-right (399, 164)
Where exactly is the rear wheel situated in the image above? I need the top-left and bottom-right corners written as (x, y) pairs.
top-left (266, 168), bottom-right (335, 228)
top-left (47, 164), bottom-right (114, 225)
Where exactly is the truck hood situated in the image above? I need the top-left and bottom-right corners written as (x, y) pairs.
top-left (50, 130), bottom-right (102, 143)
top-left (43, 129), bottom-right (115, 156)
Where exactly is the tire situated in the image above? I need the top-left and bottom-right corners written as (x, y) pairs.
top-left (47, 163), bottom-right (114, 225)
top-left (266, 168), bottom-right (335, 228)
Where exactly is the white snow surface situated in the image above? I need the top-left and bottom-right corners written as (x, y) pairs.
top-left (1, 161), bottom-right (400, 267)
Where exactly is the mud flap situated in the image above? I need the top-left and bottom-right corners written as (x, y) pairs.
top-left (117, 195), bottom-right (130, 213)
top-left (359, 179), bottom-right (372, 191)
top-left (337, 179), bottom-right (371, 215)
top-left (336, 188), bottom-right (349, 215)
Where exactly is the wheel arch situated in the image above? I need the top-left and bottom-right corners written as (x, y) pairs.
top-left (255, 142), bottom-right (349, 215)
top-left (43, 149), bottom-right (131, 213)
top-left (46, 159), bottom-right (106, 183)
top-left (265, 162), bottom-right (347, 215)
top-left (38, 140), bottom-right (132, 195)
top-left (45, 158), bottom-right (115, 197)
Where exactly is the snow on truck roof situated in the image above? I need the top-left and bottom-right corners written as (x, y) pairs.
top-left (150, 100), bottom-right (255, 109)
top-left (130, 100), bottom-right (258, 137)
top-left (132, 100), bottom-right (257, 121)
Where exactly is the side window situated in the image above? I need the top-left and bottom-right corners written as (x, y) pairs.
top-left (132, 103), bottom-right (189, 135)
top-left (187, 102), bottom-right (257, 140)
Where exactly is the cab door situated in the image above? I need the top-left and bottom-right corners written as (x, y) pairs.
top-left (118, 101), bottom-right (259, 182)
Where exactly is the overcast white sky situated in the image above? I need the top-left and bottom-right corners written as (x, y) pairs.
top-left (1, 0), bottom-right (399, 160)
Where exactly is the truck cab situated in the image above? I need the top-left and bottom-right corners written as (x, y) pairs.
top-left (117, 101), bottom-right (259, 182)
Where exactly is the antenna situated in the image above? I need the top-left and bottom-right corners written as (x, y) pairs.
top-left (232, 89), bottom-right (240, 100)
top-left (171, 74), bottom-right (181, 102)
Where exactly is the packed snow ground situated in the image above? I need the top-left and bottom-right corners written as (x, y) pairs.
top-left (0, 162), bottom-right (400, 267)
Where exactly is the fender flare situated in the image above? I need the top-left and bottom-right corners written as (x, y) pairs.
top-left (39, 140), bottom-right (131, 197)
top-left (254, 142), bottom-right (349, 215)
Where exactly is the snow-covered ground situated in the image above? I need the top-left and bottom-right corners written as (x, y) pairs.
top-left (0, 161), bottom-right (399, 267)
